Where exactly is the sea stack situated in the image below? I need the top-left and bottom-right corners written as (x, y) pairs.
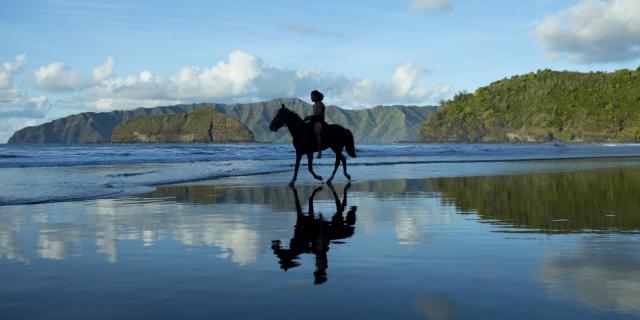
top-left (111, 108), bottom-right (254, 143)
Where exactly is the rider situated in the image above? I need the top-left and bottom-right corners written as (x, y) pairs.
top-left (304, 90), bottom-right (326, 159)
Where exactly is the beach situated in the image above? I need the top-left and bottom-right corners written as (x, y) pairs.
top-left (2, 149), bottom-right (640, 319)
top-left (5, 0), bottom-right (640, 318)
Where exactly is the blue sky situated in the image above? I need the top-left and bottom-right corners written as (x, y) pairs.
top-left (1, 0), bottom-right (640, 142)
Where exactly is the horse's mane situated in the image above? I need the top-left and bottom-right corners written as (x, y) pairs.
top-left (282, 107), bottom-right (303, 122)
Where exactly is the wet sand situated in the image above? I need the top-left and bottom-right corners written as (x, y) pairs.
top-left (2, 160), bottom-right (640, 319)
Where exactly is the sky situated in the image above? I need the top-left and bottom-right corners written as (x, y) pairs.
top-left (1, 0), bottom-right (640, 142)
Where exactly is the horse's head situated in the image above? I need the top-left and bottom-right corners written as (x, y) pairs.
top-left (269, 104), bottom-right (289, 132)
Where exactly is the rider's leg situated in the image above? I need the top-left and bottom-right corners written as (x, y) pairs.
top-left (315, 122), bottom-right (322, 159)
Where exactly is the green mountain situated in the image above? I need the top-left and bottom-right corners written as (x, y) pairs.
top-left (8, 104), bottom-right (217, 143)
top-left (9, 98), bottom-right (436, 144)
top-left (420, 68), bottom-right (640, 143)
top-left (111, 108), bottom-right (254, 143)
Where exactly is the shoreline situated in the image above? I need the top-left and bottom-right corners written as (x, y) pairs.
top-left (3, 141), bottom-right (640, 207)
top-left (3, 156), bottom-right (640, 207)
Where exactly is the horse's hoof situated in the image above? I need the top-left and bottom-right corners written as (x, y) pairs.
top-left (327, 179), bottom-right (333, 185)
top-left (288, 181), bottom-right (295, 187)
top-left (317, 176), bottom-right (323, 181)
top-left (346, 174), bottom-right (351, 181)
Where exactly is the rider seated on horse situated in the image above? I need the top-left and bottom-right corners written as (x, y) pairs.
top-left (304, 90), bottom-right (326, 159)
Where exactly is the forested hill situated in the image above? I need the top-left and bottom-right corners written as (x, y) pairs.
top-left (9, 98), bottom-right (436, 143)
top-left (111, 108), bottom-right (254, 143)
top-left (420, 68), bottom-right (640, 143)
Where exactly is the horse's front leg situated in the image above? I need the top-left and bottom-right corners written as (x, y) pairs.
top-left (289, 152), bottom-right (302, 187)
top-left (327, 151), bottom-right (340, 185)
top-left (307, 153), bottom-right (323, 182)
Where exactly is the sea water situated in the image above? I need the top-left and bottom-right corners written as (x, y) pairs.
top-left (2, 143), bottom-right (640, 205)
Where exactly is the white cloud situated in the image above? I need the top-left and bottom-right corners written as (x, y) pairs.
top-left (0, 96), bottom-right (49, 118)
top-left (171, 51), bottom-right (261, 98)
top-left (336, 62), bottom-right (450, 106)
top-left (0, 118), bottom-right (39, 143)
top-left (0, 54), bottom-right (49, 120)
top-left (0, 54), bottom-right (27, 104)
top-left (92, 56), bottom-right (115, 81)
top-left (34, 56), bottom-right (117, 92)
top-left (45, 51), bottom-right (450, 111)
top-left (0, 51), bottom-right (453, 140)
top-left (534, 0), bottom-right (640, 63)
top-left (0, 54), bottom-right (27, 88)
top-left (410, 0), bottom-right (454, 12)
top-left (393, 61), bottom-right (428, 97)
top-left (35, 62), bottom-right (94, 92)
top-left (541, 240), bottom-right (640, 313)
top-left (58, 97), bottom-right (183, 112)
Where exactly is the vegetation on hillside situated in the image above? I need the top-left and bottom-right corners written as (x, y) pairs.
top-left (420, 68), bottom-right (640, 142)
top-left (111, 108), bottom-right (254, 143)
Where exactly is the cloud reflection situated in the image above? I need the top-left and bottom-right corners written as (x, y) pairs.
top-left (0, 198), bottom-right (269, 266)
top-left (0, 207), bottom-right (29, 262)
top-left (540, 239), bottom-right (640, 313)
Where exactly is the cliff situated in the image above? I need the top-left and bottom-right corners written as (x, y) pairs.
top-left (111, 108), bottom-right (254, 143)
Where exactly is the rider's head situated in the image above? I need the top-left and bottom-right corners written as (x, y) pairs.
top-left (311, 90), bottom-right (324, 102)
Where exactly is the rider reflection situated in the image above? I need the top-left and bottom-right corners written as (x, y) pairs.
top-left (271, 183), bottom-right (357, 285)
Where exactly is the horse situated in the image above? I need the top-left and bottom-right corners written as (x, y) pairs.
top-left (269, 104), bottom-right (356, 187)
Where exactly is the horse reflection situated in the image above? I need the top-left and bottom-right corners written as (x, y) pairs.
top-left (271, 183), bottom-right (357, 285)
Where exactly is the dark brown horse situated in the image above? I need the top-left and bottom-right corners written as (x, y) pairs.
top-left (269, 104), bottom-right (356, 187)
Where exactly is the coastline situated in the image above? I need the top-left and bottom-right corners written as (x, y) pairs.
top-left (4, 153), bottom-right (640, 206)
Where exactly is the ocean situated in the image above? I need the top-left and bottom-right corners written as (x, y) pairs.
top-left (3, 143), bottom-right (640, 206)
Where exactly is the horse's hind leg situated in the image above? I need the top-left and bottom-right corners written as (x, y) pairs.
top-left (307, 153), bottom-right (323, 182)
top-left (340, 153), bottom-right (351, 181)
top-left (327, 151), bottom-right (341, 184)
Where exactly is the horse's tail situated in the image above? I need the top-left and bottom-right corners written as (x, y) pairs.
top-left (345, 129), bottom-right (356, 158)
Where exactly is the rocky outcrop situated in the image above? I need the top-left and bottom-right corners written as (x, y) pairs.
top-left (111, 108), bottom-right (254, 143)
